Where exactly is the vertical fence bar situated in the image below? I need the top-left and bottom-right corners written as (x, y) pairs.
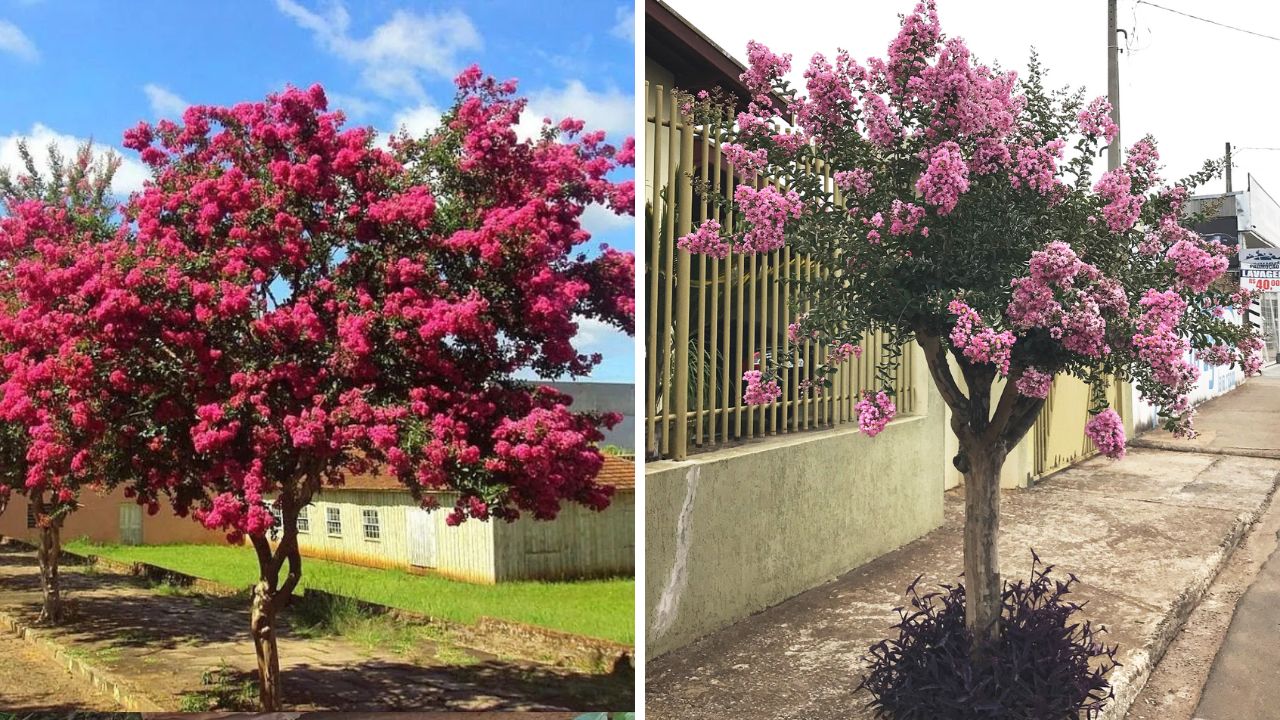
top-left (694, 113), bottom-right (710, 448)
top-left (659, 88), bottom-right (678, 457)
top-left (708, 117), bottom-right (724, 446)
top-left (672, 102), bottom-right (694, 460)
top-left (645, 83), bottom-right (661, 458)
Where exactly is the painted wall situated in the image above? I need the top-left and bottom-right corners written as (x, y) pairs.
top-left (493, 490), bottom-right (635, 581)
top-left (282, 489), bottom-right (497, 584)
top-left (0, 486), bottom-right (225, 546)
top-left (645, 345), bottom-right (947, 658)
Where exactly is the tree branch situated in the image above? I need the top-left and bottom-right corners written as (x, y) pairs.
top-left (984, 367), bottom-right (1024, 444)
top-left (916, 331), bottom-right (969, 414)
top-left (1001, 395), bottom-right (1046, 447)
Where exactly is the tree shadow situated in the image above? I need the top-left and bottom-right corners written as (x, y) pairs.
top-left (276, 657), bottom-right (634, 712)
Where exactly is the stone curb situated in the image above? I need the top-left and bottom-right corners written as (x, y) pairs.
top-left (1128, 438), bottom-right (1280, 460)
top-left (0, 605), bottom-right (166, 712)
top-left (1099, 464), bottom-right (1280, 720)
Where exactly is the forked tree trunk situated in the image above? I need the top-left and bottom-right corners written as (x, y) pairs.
top-left (248, 492), bottom-right (306, 711)
top-left (961, 440), bottom-right (1007, 651)
top-left (35, 509), bottom-right (64, 625)
top-left (918, 331), bottom-right (1044, 660)
top-left (25, 494), bottom-right (66, 625)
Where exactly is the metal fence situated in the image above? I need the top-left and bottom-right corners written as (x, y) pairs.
top-left (645, 83), bottom-right (918, 461)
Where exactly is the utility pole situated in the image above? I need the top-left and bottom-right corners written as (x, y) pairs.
top-left (1226, 141), bottom-right (1233, 192)
top-left (1107, 0), bottom-right (1121, 171)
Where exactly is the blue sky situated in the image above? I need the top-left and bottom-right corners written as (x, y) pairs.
top-left (0, 0), bottom-right (636, 383)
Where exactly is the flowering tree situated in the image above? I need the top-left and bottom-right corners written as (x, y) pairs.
top-left (0, 142), bottom-right (124, 623)
top-left (678, 1), bottom-right (1259, 653)
top-left (81, 70), bottom-right (633, 709)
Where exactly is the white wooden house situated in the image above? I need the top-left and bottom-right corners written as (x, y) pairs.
top-left (274, 456), bottom-right (636, 583)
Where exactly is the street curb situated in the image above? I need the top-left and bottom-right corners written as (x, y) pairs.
top-left (1128, 438), bottom-right (1280, 460)
top-left (1099, 468), bottom-right (1280, 720)
top-left (0, 606), bottom-right (167, 711)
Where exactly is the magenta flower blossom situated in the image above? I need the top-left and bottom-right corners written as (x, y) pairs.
top-left (1085, 408), bottom-right (1126, 459)
top-left (1015, 367), bottom-right (1053, 399)
top-left (734, 184), bottom-right (803, 254)
top-left (1077, 96), bottom-right (1119, 144)
top-left (916, 141), bottom-right (970, 215)
top-left (677, 219), bottom-right (730, 258)
top-left (856, 390), bottom-right (897, 436)
top-left (743, 370), bottom-right (782, 405)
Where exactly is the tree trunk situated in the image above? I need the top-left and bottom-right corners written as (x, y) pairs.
top-left (962, 440), bottom-right (1006, 653)
top-left (248, 496), bottom-right (305, 712)
top-left (250, 577), bottom-right (284, 711)
top-left (36, 515), bottom-right (63, 625)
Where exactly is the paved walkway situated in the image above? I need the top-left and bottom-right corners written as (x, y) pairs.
top-left (0, 626), bottom-right (123, 711)
top-left (646, 377), bottom-right (1280, 719)
top-left (0, 547), bottom-right (631, 712)
top-left (1191, 371), bottom-right (1280, 720)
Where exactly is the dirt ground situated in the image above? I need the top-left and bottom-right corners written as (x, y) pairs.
top-left (0, 631), bottom-right (123, 712)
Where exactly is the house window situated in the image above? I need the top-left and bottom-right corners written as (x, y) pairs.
top-left (270, 505), bottom-right (283, 528)
top-left (26, 504), bottom-right (36, 529)
top-left (362, 509), bottom-right (381, 541)
top-left (297, 506), bottom-right (310, 534)
top-left (326, 507), bottom-right (342, 537)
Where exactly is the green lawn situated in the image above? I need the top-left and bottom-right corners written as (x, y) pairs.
top-left (64, 540), bottom-right (634, 644)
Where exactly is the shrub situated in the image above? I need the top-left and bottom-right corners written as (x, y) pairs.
top-left (859, 552), bottom-right (1118, 720)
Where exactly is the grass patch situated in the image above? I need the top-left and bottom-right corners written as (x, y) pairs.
top-left (178, 664), bottom-right (258, 712)
top-left (65, 540), bottom-right (633, 644)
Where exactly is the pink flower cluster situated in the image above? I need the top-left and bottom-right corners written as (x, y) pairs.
top-left (721, 143), bottom-right (768, 178)
top-left (949, 299), bottom-right (1015, 375)
top-left (743, 370), bottom-right (782, 405)
top-left (1015, 366), bottom-right (1053, 399)
top-left (834, 168), bottom-right (874, 198)
top-left (1007, 242), bottom-right (1125, 358)
top-left (855, 390), bottom-right (897, 437)
top-left (1085, 408), bottom-right (1126, 459)
top-left (889, 200), bottom-right (927, 236)
top-left (1166, 238), bottom-right (1228, 293)
top-left (1011, 138), bottom-right (1065, 196)
top-left (677, 219), bottom-right (730, 258)
top-left (1077, 97), bottom-right (1119, 144)
top-left (734, 184), bottom-right (803, 254)
top-left (916, 141), bottom-right (969, 215)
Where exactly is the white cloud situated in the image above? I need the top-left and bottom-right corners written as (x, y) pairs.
top-left (391, 103), bottom-right (442, 138)
top-left (517, 80), bottom-right (634, 140)
top-left (581, 202), bottom-right (633, 236)
top-left (143, 83), bottom-right (189, 119)
top-left (611, 5), bottom-right (634, 43)
top-left (325, 91), bottom-right (378, 119)
top-left (275, 0), bottom-right (481, 99)
top-left (0, 20), bottom-right (37, 62)
top-left (0, 124), bottom-right (149, 197)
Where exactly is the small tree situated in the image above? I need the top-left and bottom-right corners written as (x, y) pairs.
top-left (0, 140), bottom-right (124, 623)
top-left (678, 1), bottom-right (1259, 655)
top-left (94, 70), bottom-right (633, 709)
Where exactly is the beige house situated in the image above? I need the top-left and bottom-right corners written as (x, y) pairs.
top-left (278, 456), bottom-right (636, 583)
top-left (1, 457), bottom-right (635, 585)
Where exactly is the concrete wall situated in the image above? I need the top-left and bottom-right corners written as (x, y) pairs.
top-left (645, 345), bottom-right (948, 657)
top-left (493, 490), bottom-right (635, 581)
top-left (0, 486), bottom-right (227, 546)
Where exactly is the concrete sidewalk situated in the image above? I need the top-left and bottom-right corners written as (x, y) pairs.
top-left (647, 385), bottom-right (1280, 719)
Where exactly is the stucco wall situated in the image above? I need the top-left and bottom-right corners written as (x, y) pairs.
top-left (645, 350), bottom-right (947, 657)
top-left (493, 490), bottom-right (635, 581)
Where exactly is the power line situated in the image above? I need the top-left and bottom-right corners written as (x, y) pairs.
top-left (1135, 1), bottom-right (1280, 44)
